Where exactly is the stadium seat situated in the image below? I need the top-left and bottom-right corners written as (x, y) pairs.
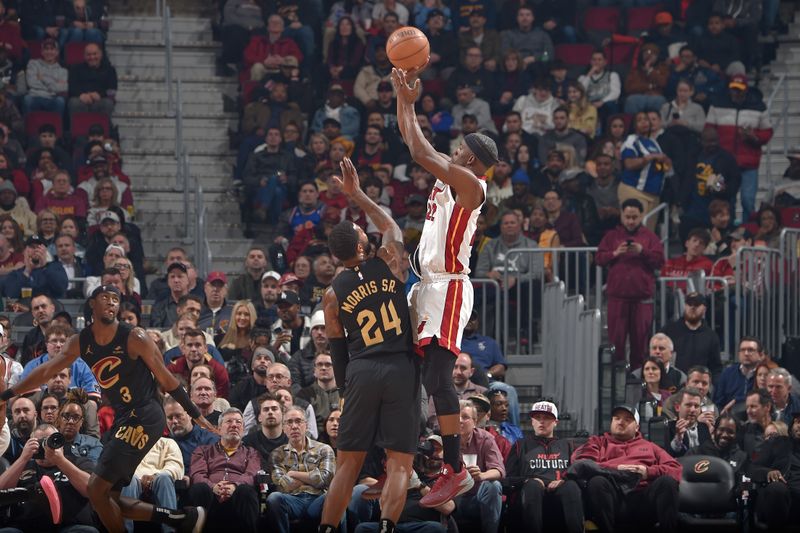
top-left (555, 44), bottom-right (596, 67)
top-left (25, 111), bottom-right (63, 139)
top-left (583, 7), bottom-right (622, 34)
top-left (71, 112), bottom-right (111, 138)
top-left (781, 207), bottom-right (800, 228)
top-left (626, 6), bottom-right (664, 35)
top-left (65, 41), bottom-right (88, 66)
top-left (604, 41), bottom-right (638, 68)
top-left (26, 40), bottom-right (42, 60)
top-left (676, 455), bottom-right (741, 530)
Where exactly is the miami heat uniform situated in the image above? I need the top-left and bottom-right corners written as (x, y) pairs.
top-left (409, 177), bottom-right (487, 355)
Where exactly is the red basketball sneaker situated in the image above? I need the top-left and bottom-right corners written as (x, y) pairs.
top-left (419, 463), bottom-right (474, 508)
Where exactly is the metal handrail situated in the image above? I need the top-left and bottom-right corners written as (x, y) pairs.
top-left (155, 0), bottom-right (164, 17)
top-left (643, 202), bottom-right (669, 259)
top-left (163, 6), bottom-right (174, 116)
top-left (764, 73), bottom-right (789, 200)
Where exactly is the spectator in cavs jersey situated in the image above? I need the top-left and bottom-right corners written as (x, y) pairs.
top-left (505, 401), bottom-right (583, 533)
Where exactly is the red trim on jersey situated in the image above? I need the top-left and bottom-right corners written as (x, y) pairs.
top-left (445, 205), bottom-right (469, 273)
top-left (437, 280), bottom-right (464, 354)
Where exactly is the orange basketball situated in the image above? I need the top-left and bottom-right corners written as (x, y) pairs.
top-left (386, 26), bottom-right (430, 71)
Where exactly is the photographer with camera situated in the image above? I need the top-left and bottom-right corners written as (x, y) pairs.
top-left (0, 423), bottom-right (97, 532)
top-left (2, 236), bottom-right (68, 300)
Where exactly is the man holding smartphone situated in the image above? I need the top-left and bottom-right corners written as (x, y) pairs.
top-left (2, 236), bottom-right (68, 300)
top-left (596, 199), bottom-right (665, 371)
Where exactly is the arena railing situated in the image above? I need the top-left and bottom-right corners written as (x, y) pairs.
top-left (655, 274), bottom-right (732, 360)
top-left (541, 281), bottom-right (602, 434)
top-left (735, 246), bottom-right (784, 359)
top-left (162, 5), bottom-right (175, 116)
top-left (764, 73), bottom-right (788, 199)
top-left (779, 228), bottom-right (800, 344)
top-left (469, 278), bottom-right (501, 343)
top-left (642, 202), bottom-right (670, 259)
top-left (502, 247), bottom-right (601, 357)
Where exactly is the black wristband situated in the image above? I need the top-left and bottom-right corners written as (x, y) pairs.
top-left (329, 337), bottom-right (349, 393)
top-left (168, 385), bottom-right (202, 420)
top-left (0, 388), bottom-right (14, 401)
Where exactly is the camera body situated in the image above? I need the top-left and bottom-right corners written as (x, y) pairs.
top-left (34, 432), bottom-right (66, 460)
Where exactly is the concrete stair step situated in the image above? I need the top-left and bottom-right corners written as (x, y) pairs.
top-left (144, 237), bottom-right (253, 258)
top-left (115, 84), bottom-right (225, 105)
top-left (124, 155), bottom-right (233, 176)
top-left (107, 48), bottom-right (216, 68)
top-left (106, 37), bottom-right (219, 47)
top-left (132, 175), bottom-right (229, 189)
top-left (114, 117), bottom-right (238, 136)
top-left (135, 208), bottom-right (240, 225)
top-left (113, 62), bottom-right (219, 79)
top-left (136, 222), bottom-right (245, 240)
top-left (110, 16), bottom-right (212, 33)
top-left (505, 354), bottom-right (542, 389)
top-left (118, 74), bottom-right (236, 85)
top-left (122, 146), bottom-right (233, 157)
top-left (116, 99), bottom-right (224, 115)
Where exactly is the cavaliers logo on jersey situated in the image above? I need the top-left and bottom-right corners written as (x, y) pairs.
top-left (92, 356), bottom-right (122, 389)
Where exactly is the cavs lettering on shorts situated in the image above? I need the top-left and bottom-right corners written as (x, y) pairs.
top-left (115, 424), bottom-right (149, 449)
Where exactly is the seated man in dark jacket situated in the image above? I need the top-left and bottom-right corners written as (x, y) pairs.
top-left (665, 387), bottom-right (713, 457)
top-left (504, 401), bottom-right (583, 533)
top-left (747, 414), bottom-right (800, 529)
top-left (67, 43), bottom-right (117, 117)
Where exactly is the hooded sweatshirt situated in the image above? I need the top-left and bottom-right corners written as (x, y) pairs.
top-left (505, 435), bottom-right (576, 485)
top-left (573, 432), bottom-right (682, 489)
top-left (596, 224), bottom-right (665, 300)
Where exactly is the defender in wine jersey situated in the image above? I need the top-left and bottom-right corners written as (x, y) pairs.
top-left (392, 66), bottom-right (499, 510)
top-left (318, 157), bottom-right (420, 533)
top-left (0, 285), bottom-right (214, 533)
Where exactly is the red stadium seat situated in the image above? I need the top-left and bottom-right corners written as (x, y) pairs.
top-left (627, 6), bottom-right (664, 35)
top-left (555, 44), bottom-right (596, 66)
top-left (26, 40), bottom-right (42, 60)
top-left (782, 207), bottom-right (800, 228)
top-left (604, 41), bottom-right (638, 67)
top-left (25, 111), bottom-right (63, 139)
top-left (64, 41), bottom-right (88, 66)
top-left (583, 7), bottom-right (621, 33)
top-left (70, 112), bottom-right (110, 138)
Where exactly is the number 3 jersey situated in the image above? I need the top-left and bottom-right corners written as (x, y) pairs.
top-left (79, 322), bottom-right (159, 412)
top-left (331, 257), bottom-right (412, 359)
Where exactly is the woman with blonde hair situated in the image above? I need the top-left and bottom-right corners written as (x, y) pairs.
top-left (218, 301), bottom-right (257, 387)
top-left (567, 81), bottom-right (598, 138)
top-left (87, 177), bottom-right (120, 232)
top-left (113, 256), bottom-right (142, 306)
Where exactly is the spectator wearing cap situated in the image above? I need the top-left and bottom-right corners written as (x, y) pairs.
top-left (35, 170), bottom-right (88, 220)
top-left (149, 262), bottom-right (191, 328)
top-left (229, 346), bottom-right (276, 411)
top-left (505, 400), bottom-right (583, 533)
top-left (644, 11), bottom-right (688, 61)
top-left (573, 405), bottom-right (682, 533)
top-left (661, 293), bottom-right (723, 377)
top-left (199, 271), bottom-right (233, 335)
top-left (459, 11), bottom-right (500, 70)
top-left (147, 247), bottom-right (189, 301)
top-left (287, 309), bottom-right (327, 392)
top-left (660, 227), bottom-right (714, 290)
top-left (23, 38), bottom-right (67, 115)
top-left (538, 107), bottom-right (588, 167)
top-left (499, 167), bottom-right (539, 218)
top-left (312, 84), bottom-right (361, 140)
top-left (746, 413), bottom-right (800, 529)
top-left (78, 153), bottom-right (134, 216)
top-left (500, 6), bottom-right (554, 68)
top-left (67, 43), bottom-right (117, 117)
top-left (453, 400), bottom-right (505, 533)
top-left (452, 84), bottom-right (497, 135)
top-left (447, 46), bottom-right (497, 103)
top-left (83, 209), bottom-right (123, 274)
top-left (271, 290), bottom-right (311, 361)
top-left (2, 235), bottom-right (67, 299)
top-left (228, 246), bottom-right (269, 302)
top-left (256, 270), bottom-right (281, 324)
top-left (0, 181), bottom-right (36, 237)
top-left (243, 14), bottom-right (303, 81)
top-left (705, 73), bottom-right (772, 223)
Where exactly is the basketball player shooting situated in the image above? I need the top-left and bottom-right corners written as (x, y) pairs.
top-left (0, 285), bottom-right (215, 533)
top-left (391, 67), bottom-right (499, 507)
top-left (317, 157), bottom-right (420, 533)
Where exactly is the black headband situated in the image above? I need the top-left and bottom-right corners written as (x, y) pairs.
top-left (464, 134), bottom-right (498, 169)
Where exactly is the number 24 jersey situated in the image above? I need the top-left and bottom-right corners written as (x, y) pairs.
top-left (331, 257), bottom-right (412, 359)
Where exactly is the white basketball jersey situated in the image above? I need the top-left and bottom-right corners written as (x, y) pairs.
top-left (416, 178), bottom-right (486, 276)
